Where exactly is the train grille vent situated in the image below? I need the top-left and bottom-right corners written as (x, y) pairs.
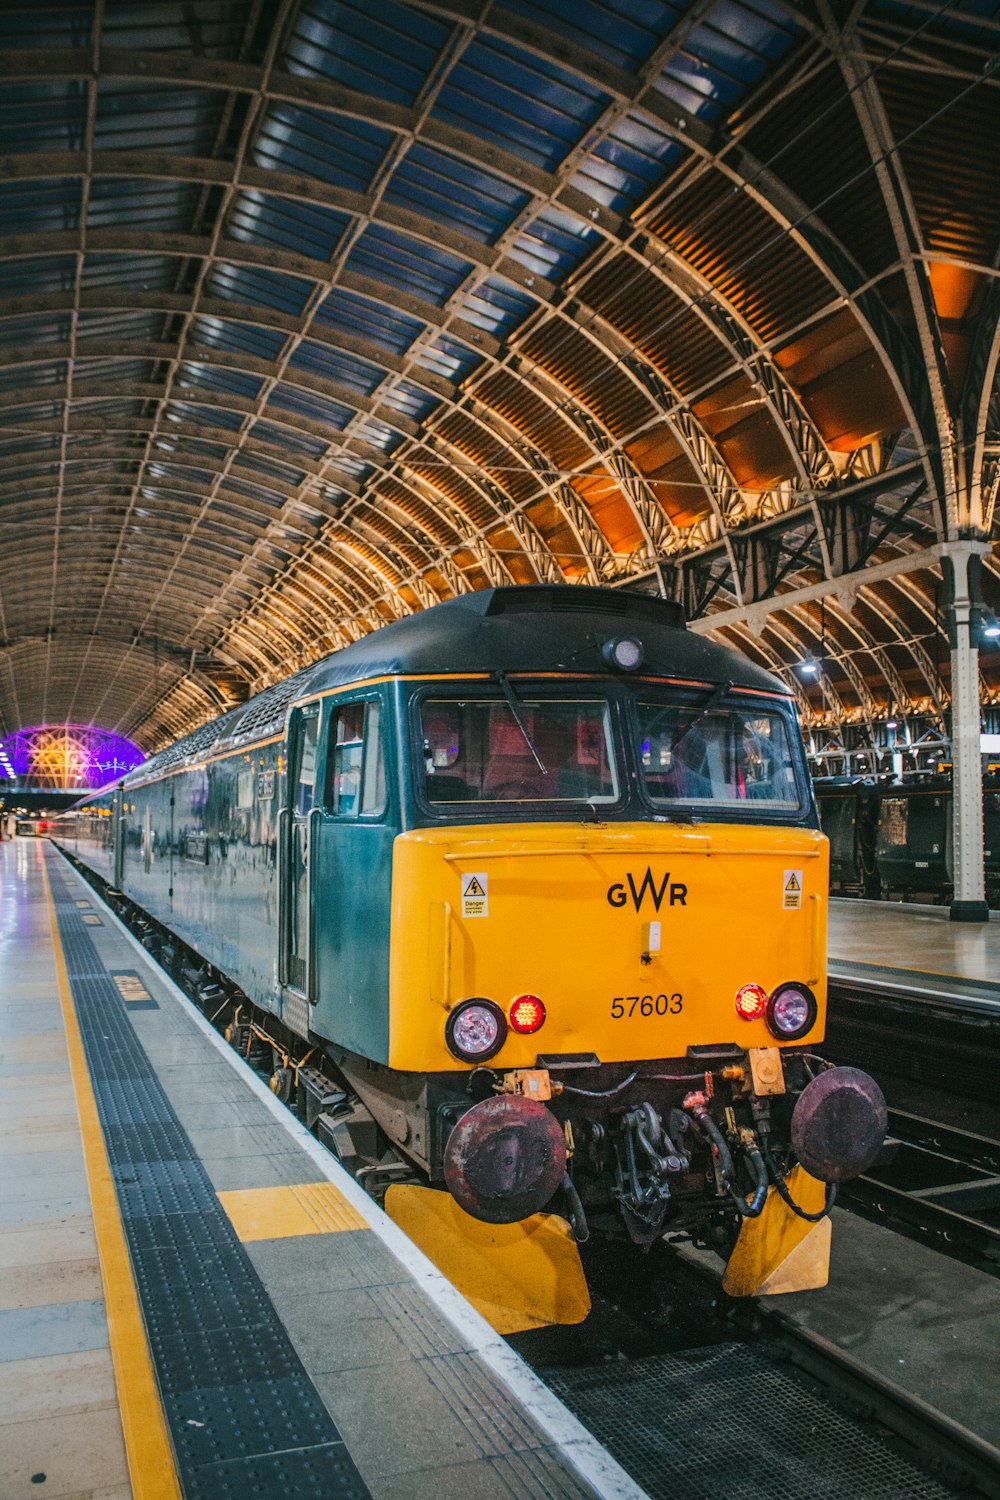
top-left (485, 586), bottom-right (685, 629)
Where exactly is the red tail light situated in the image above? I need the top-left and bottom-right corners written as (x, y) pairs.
top-left (735, 983), bottom-right (768, 1021)
top-left (509, 994), bottom-right (546, 1034)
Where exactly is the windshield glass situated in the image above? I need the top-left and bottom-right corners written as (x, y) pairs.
top-left (636, 700), bottom-right (802, 810)
top-left (420, 697), bottom-right (618, 804)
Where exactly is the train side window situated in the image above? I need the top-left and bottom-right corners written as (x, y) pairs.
top-left (329, 701), bottom-right (386, 819)
top-left (292, 705), bottom-right (320, 816)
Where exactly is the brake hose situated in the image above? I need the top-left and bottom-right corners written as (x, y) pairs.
top-left (689, 1103), bottom-right (767, 1219)
top-left (560, 1173), bottom-right (590, 1243)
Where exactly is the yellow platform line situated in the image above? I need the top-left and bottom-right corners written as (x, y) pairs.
top-left (42, 852), bottom-right (181, 1500)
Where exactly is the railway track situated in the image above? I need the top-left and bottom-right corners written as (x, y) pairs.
top-left (842, 1108), bottom-right (1000, 1276)
top-left (825, 965), bottom-right (1000, 1102)
top-left (513, 1244), bottom-right (1000, 1500)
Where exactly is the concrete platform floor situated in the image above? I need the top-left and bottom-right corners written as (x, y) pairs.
top-left (829, 898), bottom-right (1000, 983)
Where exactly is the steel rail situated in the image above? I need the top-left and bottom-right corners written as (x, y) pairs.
top-left (842, 1108), bottom-right (1000, 1277)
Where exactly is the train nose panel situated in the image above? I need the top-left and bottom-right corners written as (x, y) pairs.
top-left (792, 1065), bottom-right (887, 1181)
top-left (444, 1095), bottom-right (566, 1223)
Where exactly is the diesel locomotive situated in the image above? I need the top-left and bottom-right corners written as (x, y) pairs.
top-left (54, 586), bottom-right (885, 1318)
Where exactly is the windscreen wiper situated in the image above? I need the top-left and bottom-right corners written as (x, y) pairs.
top-left (669, 678), bottom-right (734, 755)
top-left (497, 672), bottom-right (547, 775)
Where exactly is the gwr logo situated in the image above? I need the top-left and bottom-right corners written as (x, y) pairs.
top-left (606, 868), bottom-right (687, 912)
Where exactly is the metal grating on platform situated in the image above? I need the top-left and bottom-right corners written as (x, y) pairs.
top-left (547, 1342), bottom-right (954, 1500)
top-left (47, 855), bottom-right (370, 1500)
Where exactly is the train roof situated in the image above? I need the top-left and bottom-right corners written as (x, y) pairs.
top-left (127, 587), bottom-right (791, 784)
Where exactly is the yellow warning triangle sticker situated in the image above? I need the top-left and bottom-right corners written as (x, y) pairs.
top-left (465, 876), bottom-right (486, 896)
top-left (784, 872), bottom-right (800, 891)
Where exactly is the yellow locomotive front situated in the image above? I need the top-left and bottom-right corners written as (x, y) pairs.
top-left (384, 662), bottom-right (886, 1301)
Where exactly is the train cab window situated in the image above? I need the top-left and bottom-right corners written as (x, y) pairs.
top-left (329, 701), bottom-right (386, 819)
top-left (291, 705), bottom-right (320, 816)
top-left (420, 697), bottom-right (618, 805)
top-left (636, 701), bottom-right (801, 811)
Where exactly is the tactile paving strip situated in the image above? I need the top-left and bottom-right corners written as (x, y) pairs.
top-left (48, 858), bottom-right (370, 1500)
top-left (547, 1342), bottom-right (955, 1500)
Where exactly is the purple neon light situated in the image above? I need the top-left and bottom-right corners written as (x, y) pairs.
top-left (0, 725), bottom-right (145, 789)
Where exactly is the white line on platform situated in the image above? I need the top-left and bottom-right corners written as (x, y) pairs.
top-left (51, 847), bottom-right (648, 1500)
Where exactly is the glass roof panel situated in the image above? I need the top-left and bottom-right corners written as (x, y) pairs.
top-left (221, 474), bottom-right (286, 507)
top-left (238, 451), bottom-right (307, 488)
top-left (460, 277), bottom-right (535, 335)
top-left (2, 5), bottom-right (94, 48)
top-left (255, 103), bottom-right (394, 193)
top-left (346, 224), bottom-right (471, 305)
top-left (385, 144), bottom-right (531, 245)
top-left (0, 359), bottom-right (66, 392)
top-left (313, 287), bottom-right (423, 353)
top-left (177, 362), bottom-right (265, 401)
top-left (415, 334), bottom-right (484, 382)
top-left (251, 418), bottom-right (328, 457)
top-left (209, 262), bottom-right (314, 315)
top-left (190, 315), bottom-right (288, 363)
top-left (80, 254), bottom-right (178, 293)
top-left (227, 188), bottom-right (351, 261)
top-left (289, 341), bottom-right (384, 395)
top-left (508, 206), bottom-right (600, 279)
top-left (74, 358), bottom-right (156, 385)
top-left (501, 0), bottom-right (687, 69)
top-left (326, 450), bottom-right (372, 481)
top-left (0, 82), bottom-right (88, 153)
top-left (352, 416), bottom-right (401, 452)
top-left (573, 115), bottom-right (686, 212)
top-left (0, 315), bottom-right (71, 347)
top-left (0, 179), bottom-right (82, 235)
top-left (432, 36), bottom-right (609, 170)
top-left (654, 0), bottom-right (801, 118)
top-left (165, 398), bottom-right (245, 432)
top-left (87, 178), bottom-right (201, 230)
top-left (0, 255), bottom-right (76, 298)
top-left (78, 311), bottom-right (162, 342)
top-left (94, 83), bottom-right (224, 153)
top-left (101, 1), bottom-right (250, 56)
top-left (267, 383), bottom-right (354, 430)
top-left (286, 0), bottom-right (449, 106)
top-left (378, 381), bottom-right (438, 421)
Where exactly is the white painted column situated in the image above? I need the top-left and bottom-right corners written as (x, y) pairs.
top-left (939, 541), bottom-right (990, 922)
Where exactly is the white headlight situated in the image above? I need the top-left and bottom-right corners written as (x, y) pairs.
top-left (446, 999), bottom-right (507, 1062)
top-left (767, 983), bottom-right (817, 1039)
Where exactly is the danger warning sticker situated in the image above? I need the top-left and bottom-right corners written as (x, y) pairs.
top-left (461, 871), bottom-right (489, 918)
top-left (782, 869), bottom-right (803, 910)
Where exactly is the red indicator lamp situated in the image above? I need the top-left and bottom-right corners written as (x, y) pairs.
top-left (735, 983), bottom-right (769, 1021)
top-left (509, 994), bottom-right (546, 1034)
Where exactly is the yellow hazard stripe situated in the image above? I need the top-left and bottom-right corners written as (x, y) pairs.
top-left (42, 854), bottom-right (182, 1500)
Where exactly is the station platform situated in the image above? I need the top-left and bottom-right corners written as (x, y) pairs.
top-left (828, 898), bottom-right (1000, 1010)
top-left (0, 840), bottom-right (636, 1500)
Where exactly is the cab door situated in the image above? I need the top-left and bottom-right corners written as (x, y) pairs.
top-left (280, 700), bottom-right (321, 997)
top-left (309, 693), bottom-right (395, 1060)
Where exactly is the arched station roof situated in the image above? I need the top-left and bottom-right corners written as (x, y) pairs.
top-left (1, 0), bottom-right (998, 750)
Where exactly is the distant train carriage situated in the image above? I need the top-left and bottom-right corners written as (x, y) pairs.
top-left (814, 780), bottom-right (880, 897)
top-left (875, 784), bottom-right (953, 899)
top-left (54, 587), bottom-right (886, 1313)
top-left (814, 775), bottom-right (1000, 907)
